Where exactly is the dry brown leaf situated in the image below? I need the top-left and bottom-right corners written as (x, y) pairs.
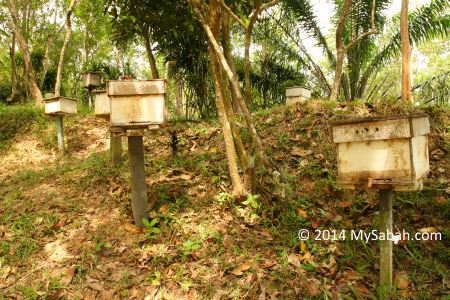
top-left (305, 278), bottom-right (320, 296)
top-left (47, 290), bottom-right (65, 300)
top-left (262, 260), bottom-right (277, 269)
top-left (158, 203), bottom-right (170, 214)
top-left (418, 227), bottom-right (437, 233)
top-left (288, 253), bottom-right (301, 268)
top-left (88, 282), bottom-right (105, 292)
top-left (337, 200), bottom-right (352, 208)
top-left (231, 262), bottom-right (252, 276)
top-left (60, 267), bottom-right (75, 286)
top-left (353, 283), bottom-right (369, 295)
top-left (395, 272), bottom-right (410, 290)
top-left (291, 147), bottom-right (313, 157)
top-left (435, 195), bottom-right (447, 204)
top-left (122, 223), bottom-right (142, 234)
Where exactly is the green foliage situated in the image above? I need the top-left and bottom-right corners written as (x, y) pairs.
top-left (142, 217), bottom-right (161, 239)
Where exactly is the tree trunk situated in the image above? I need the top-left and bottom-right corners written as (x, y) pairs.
top-left (8, 32), bottom-right (17, 102)
top-left (222, 13), bottom-right (241, 113)
top-left (40, 7), bottom-right (59, 89)
top-left (175, 79), bottom-right (184, 117)
top-left (208, 0), bottom-right (246, 198)
top-left (401, 0), bottom-right (413, 103)
top-left (143, 33), bottom-right (159, 79)
top-left (189, 1), bottom-right (271, 170)
top-left (55, 0), bottom-right (77, 97)
top-left (330, 48), bottom-right (345, 102)
top-left (244, 2), bottom-right (260, 107)
top-left (7, 0), bottom-right (43, 104)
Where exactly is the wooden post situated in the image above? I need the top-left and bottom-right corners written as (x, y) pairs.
top-left (56, 115), bottom-right (64, 153)
top-left (128, 135), bottom-right (148, 228)
top-left (110, 131), bottom-right (122, 166)
top-left (379, 188), bottom-right (393, 293)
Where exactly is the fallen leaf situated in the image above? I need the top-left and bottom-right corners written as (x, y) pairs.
top-left (304, 278), bottom-right (320, 296)
top-left (262, 260), bottom-right (276, 269)
top-left (435, 195), bottom-right (447, 204)
top-left (123, 223), bottom-right (142, 234)
top-left (179, 208), bottom-right (195, 218)
top-left (300, 241), bottom-right (307, 253)
top-left (48, 290), bottom-right (65, 300)
top-left (60, 267), bottom-right (75, 286)
top-left (288, 253), bottom-right (301, 268)
top-left (88, 282), bottom-right (104, 292)
top-left (395, 272), bottom-right (410, 290)
top-left (291, 147), bottom-right (313, 157)
top-left (158, 203), bottom-right (170, 214)
top-left (295, 208), bottom-right (308, 218)
top-left (231, 262), bottom-right (251, 276)
top-left (337, 200), bottom-right (352, 208)
top-left (353, 283), bottom-right (369, 295)
top-left (418, 227), bottom-right (437, 233)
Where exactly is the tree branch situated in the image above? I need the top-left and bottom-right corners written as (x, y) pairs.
top-left (219, 1), bottom-right (245, 28)
top-left (345, 0), bottom-right (378, 50)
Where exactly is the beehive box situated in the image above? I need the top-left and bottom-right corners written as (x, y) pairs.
top-left (286, 87), bottom-right (311, 105)
top-left (82, 72), bottom-right (102, 88)
top-left (107, 80), bottom-right (167, 128)
top-left (331, 114), bottom-right (430, 191)
top-left (43, 97), bottom-right (78, 115)
top-left (93, 90), bottom-right (110, 119)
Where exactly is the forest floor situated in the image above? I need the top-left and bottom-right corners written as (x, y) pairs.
top-left (0, 100), bottom-right (449, 300)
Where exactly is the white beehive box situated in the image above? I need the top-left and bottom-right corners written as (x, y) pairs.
top-left (82, 72), bottom-right (102, 88)
top-left (331, 114), bottom-right (430, 191)
top-left (93, 90), bottom-right (110, 119)
top-left (286, 86), bottom-right (311, 105)
top-left (107, 80), bottom-right (167, 128)
top-left (43, 97), bottom-right (78, 115)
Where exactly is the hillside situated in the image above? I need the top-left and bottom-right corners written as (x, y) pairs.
top-left (0, 101), bottom-right (449, 299)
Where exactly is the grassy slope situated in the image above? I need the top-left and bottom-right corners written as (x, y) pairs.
top-left (0, 101), bottom-right (448, 299)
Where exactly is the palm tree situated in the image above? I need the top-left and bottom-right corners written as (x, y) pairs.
top-left (283, 0), bottom-right (450, 101)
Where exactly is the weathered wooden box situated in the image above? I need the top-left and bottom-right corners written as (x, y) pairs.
top-left (82, 72), bottom-right (102, 88)
top-left (286, 86), bottom-right (311, 105)
top-left (43, 97), bottom-right (78, 115)
top-left (107, 80), bottom-right (167, 128)
top-left (93, 90), bottom-right (110, 119)
top-left (331, 114), bottom-right (430, 191)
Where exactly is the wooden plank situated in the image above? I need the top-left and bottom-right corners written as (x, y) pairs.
top-left (337, 139), bottom-right (412, 181)
top-left (56, 115), bottom-right (64, 153)
top-left (332, 119), bottom-right (411, 143)
top-left (411, 116), bottom-right (430, 136)
top-left (110, 95), bottom-right (166, 126)
top-left (110, 132), bottom-right (122, 166)
top-left (128, 135), bottom-right (149, 228)
top-left (107, 80), bottom-right (166, 96)
top-left (379, 189), bottom-right (393, 294)
top-left (410, 135), bottom-right (429, 181)
top-left (94, 90), bottom-right (110, 117)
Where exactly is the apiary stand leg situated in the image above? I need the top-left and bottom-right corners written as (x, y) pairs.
top-left (110, 132), bottom-right (122, 166)
top-left (379, 188), bottom-right (393, 293)
top-left (128, 135), bottom-right (148, 228)
top-left (56, 115), bottom-right (64, 153)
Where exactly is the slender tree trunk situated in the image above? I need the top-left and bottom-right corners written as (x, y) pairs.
top-left (55, 0), bottom-right (77, 97)
top-left (244, 2), bottom-right (260, 106)
top-left (40, 7), bottom-right (59, 89)
top-left (8, 32), bottom-right (17, 102)
top-left (143, 33), bottom-right (159, 79)
top-left (175, 79), bottom-right (184, 117)
top-left (208, 0), bottom-right (246, 197)
top-left (401, 0), bottom-right (413, 103)
top-left (222, 13), bottom-right (241, 113)
top-left (7, 0), bottom-right (43, 104)
top-left (330, 48), bottom-right (346, 102)
top-left (189, 1), bottom-right (271, 170)
top-left (330, 0), bottom-right (377, 101)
